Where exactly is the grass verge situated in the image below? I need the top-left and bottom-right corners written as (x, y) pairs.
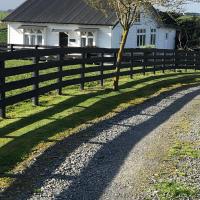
top-left (144, 97), bottom-right (200, 200)
top-left (154, 181), bottom-right (198, 200)
top-left (0, 66), bottom-right (200, 190)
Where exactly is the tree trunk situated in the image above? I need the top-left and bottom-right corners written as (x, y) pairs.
top-left (113, 28), bottom-right (129, 91)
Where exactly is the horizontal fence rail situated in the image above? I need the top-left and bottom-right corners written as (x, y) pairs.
top-left (0, 43), bottom-right (61, 52)
top-left (0, 47), bottom-right (200, 118)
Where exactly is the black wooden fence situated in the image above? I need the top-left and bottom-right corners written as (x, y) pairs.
top-left (0, 47), bottom-right (200, 118)
top-left (0, 43), bottom-right (59, 52)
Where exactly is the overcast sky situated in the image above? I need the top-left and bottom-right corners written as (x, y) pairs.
top-left (0, 0), bottom-right (199, 13)
top-left (0, 0), bottom-right (26, 10)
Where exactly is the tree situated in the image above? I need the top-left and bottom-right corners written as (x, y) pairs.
top-left (85, 0), bottom-right (187, 90)
top-left (176, 15), bottom-right (200, 49)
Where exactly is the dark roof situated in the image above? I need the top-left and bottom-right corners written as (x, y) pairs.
top-left (3, 0), bottom-right (117, 25)
top-left (158, 11), bottom-right (178, 28)
top-left (3, 0), bottom-right (177, 28)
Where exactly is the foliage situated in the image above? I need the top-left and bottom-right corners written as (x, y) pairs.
top-left (0, 11), bottom-right (8, 43)
top-left (0, 11), bottom-right (8, 20)
top-left (176, 15), bottom-right (200, 49)
top-left (0, 11), bottom-right (8, 27)
top-left (0, 28), bottom-right (7, 43)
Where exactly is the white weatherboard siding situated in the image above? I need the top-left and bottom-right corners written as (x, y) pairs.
top-left (7, 22), bottom-right (112, 48)
top-left (158, 28), bottom-right (176, 49)
top-left (8, 23), bottom-right (24, 44)
top-left (7, 10), bottom-right (176, 49)
top-left (111, 12), bottom-right (176, 49)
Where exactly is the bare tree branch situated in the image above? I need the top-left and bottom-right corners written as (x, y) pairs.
top-left (85, 0), bottom-right (191, 90)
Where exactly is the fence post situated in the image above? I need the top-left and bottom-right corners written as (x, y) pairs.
top-left (32, 45), bottom-right (39, 106)
top-left (185, 52), bottom-right (187, 72)
top-left (57, 53), bottom-right (64, 95)
top-left (153, 50), bottom-right (156, 75)
top-left (10, 44), bottom-right (14, 52)
top-left (80, 52), bottom-right (86, 90)
top-left (174, 51), bottom-right (177, 72)
top-left (143, 51), bottom-right (147, 75)
top-left (194, 52), bottom-right (197, 72)
top-left (130, 50), bottom-right (134, 79)
top-left (163, 50), bottom-right (166, 73)
top-left (100, 52), bottom-right (104, 87)
top-left (0, 60), bottom-right (5, 118)
top-left (114, 52), bottom-right (117, 67)
top-left (197, 52), bottom-right (200, 71)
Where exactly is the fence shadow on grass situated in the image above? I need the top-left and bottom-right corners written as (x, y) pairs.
top-left (0, 74), bottom-right (197, 173)
top-left (0, 73), bottom-right (200, 199)
top-left (1, 81), bottom-right (200, 200)
top-left (0, 73), bottom-right (181, 137)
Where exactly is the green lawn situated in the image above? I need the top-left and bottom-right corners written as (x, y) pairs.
top-left (0, 59), bottom-right (200, 189)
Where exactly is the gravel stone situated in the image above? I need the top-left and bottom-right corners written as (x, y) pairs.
top-left (1, 85), bottom-right (200, 200)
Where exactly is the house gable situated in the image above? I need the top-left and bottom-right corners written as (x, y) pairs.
top-left (111, 9), bottom-right (176, 49)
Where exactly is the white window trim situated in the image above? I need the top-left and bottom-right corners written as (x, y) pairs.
top-left (80, 32), bottom-right (96, 47)
top-left (137, 29), bottom-right (146, 47)
top-left (150, 28), bottom-right (156, 46)
top-left (23, 29), bottom-right (44, 45)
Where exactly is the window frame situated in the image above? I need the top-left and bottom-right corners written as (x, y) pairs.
top-left (166, 33), bottom-right (169, 40)
top-left (80, 31), bottom-right (95, 47)
top-left (150, 28), bottom-right (156, 46)
top-left (23, 28), bottom-right (44, 45)
top-left (137, 29), bottom-right (146, 47)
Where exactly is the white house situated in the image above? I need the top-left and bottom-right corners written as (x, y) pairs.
top-left (3, 0), bottom-right (177, 49)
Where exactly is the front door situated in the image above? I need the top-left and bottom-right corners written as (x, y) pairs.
top-left (59, 32), bottom-right (68, 47)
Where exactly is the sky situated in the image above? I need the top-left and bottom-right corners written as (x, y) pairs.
top-left (183, 2), bottom-right (200, 13)
top-left (0, 0), bottom-right (200, 13)
top-left (0, 0), bottom-right (26, 10)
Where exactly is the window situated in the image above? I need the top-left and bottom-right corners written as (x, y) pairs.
top-left (80, 32), bottom-right (95, 47)
top-left (24, 29), bottom-right (44, 45)
top-left (81, 37), bottom-right (87, 47)
top-left (150, 29), bottom-right (156, 45)
top-left (24, 35), bottom-right (29, 45)
top-left (88, 38), bottom-right (94, 46)
top-left (30, 35), bottom-right (36, 45)
top-left (137, 29), bottom-right (146, 47)
top-left (37, 35), bottom-right (43, 45)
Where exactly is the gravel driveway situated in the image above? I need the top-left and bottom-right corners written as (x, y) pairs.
top-left (1, 85), bottom-right (200, 200)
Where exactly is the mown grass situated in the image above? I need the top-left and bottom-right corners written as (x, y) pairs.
top-left (154, 181), bottom-right (198, 200)
top-left (169, 141), bottom-right (200, 159)
top-left (0, 59), bottom-right (200, 189)
top-left (146, 102), bottom-right (200, 200)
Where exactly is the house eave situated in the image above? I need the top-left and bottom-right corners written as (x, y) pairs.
top-left (3, 20), bottom-right (115, 27)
